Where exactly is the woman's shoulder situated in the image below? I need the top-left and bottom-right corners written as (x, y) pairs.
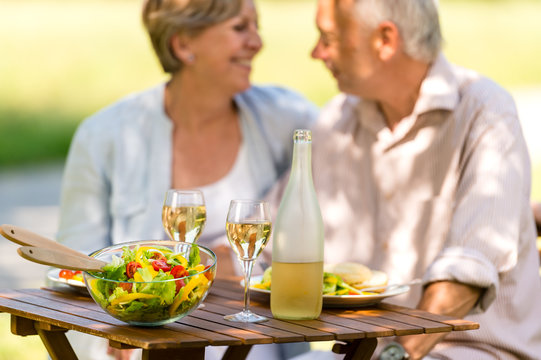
top-left (76, 84), bottom-right (165, 138)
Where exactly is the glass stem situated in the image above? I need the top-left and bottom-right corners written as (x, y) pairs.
top-left (241, 259), bottom-right (254, 313)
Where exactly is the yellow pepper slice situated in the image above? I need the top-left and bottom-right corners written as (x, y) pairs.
top-left (169, 275), bottom-right (202, 315)
top-left (90, 279), bottom-right (102, 296)
top-left (133, 272), bottom-right (144, 282)
top-left (252, 281), bottom-right (270, 290)
top-left (199, 274), bottom-right (209, 286)
top-left (132, 264), bottom-right (158, 282)
top-left (135, 246), bottom-right (155, 263)
top-left (193, 264), bottom-right (205, 272)
top-left (361, 291), bottom-right (378, 295)
top-left (173, 254), bottom-right (188, 268)
top-left (110, 293), bottom-right (158, 306)
top-left (180, 275), bottom-right (202, 303)
top-left (145, 264), bottom-right (159, 278)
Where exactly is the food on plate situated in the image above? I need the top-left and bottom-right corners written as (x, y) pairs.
top-left (350, 270), bottom-right (388, 292)
top-left (59, 269), bottom-right (84, 283)
top-left (254, 262), bottom-right (388, 296)
top-left (322, 272), bottom-right (369, 295)
top-left (325, 262), bottom-right (388, 292)
top-left (86, 244), bottom-right (214, 324)
top-left (324, 262), bottom-right (372, 285)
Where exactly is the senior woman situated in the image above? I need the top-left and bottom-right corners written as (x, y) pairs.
top-left (56, 0), bottom-right (317, 359)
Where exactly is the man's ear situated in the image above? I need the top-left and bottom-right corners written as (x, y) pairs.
top-left (373, 21), bottom-right (400, 61)
top-left (170, 33), bottom-right (194, 64)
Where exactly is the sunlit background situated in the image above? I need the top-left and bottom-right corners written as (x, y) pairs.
top-left (1, 0), bottom-right (540, 358)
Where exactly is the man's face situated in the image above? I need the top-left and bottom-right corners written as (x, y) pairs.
top-left (311, 0), bottom-right (381, 98)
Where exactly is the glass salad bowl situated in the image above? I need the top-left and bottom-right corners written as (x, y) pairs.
top-left (83, 240), bottom-right (216, 326)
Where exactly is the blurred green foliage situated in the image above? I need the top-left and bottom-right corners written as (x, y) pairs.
top-left (1, 0), bottom-right (540, 168)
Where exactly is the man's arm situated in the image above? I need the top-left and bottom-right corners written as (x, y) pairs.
top-left (397, 280), bottom-right (482, 360)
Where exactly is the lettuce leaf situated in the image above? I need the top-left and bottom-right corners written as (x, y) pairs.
top-left (121, 246), bottom-right (136, 263)
top-left (139, 272), bottom-right (176, 305)
top-left (101, 254), bottom-right (127, 281)
top-left (188, 246), bottom-right (200, 268)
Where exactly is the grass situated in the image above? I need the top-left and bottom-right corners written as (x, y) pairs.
top-left (0, 314), bottom-right (47, 360)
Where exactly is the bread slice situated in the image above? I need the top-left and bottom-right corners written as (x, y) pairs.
top-left (352, 270), bottom-right (388, 293)
top-left (325, 262), bottom-right (373, 285)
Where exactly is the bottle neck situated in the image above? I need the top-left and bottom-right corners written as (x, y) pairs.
top-left (291, 140), bottom-right (312, 179)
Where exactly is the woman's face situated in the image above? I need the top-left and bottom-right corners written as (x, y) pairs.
top-left (187, 0), bottom-right (262, 94)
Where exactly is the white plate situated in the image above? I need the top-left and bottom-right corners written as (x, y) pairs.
top-left (47, 268), bottom-right (88, 294)
top-left (244, 275), bottom-right (410, 308)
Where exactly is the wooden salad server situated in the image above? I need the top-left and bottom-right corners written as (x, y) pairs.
top-left (0, 224), bottom-right (91, 259)
top-left (17, 246), bottom-right (107, 272)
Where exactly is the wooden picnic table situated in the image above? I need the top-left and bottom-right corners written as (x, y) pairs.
top-left (0, 277), bottom-right (479, 360)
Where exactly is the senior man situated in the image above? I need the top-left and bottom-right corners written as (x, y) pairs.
top-left (309, 0), bottom-right (541, 358)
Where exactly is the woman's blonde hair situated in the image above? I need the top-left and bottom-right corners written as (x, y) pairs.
top-left (142, 0), bottom-right (243, 73)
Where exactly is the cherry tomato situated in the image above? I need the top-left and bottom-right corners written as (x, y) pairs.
top-left (151, 252), bottom-right (167, 262)
top-left (203, 265), bottom-right (214, 281)
top-left (126, 261), bottom-right (142, 279)
top-left (119, 282), bottom-right (133, 292)
top-left (171, 265), bottom-right (188, 278)
top-left (152, 259), bottom-right (171, 272)
top-left (59, 269), bottom-right (75, 280)
top-left (175, 279), bottom-right (186, 293)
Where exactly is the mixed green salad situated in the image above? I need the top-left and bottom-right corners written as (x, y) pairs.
top-left (87, 244), bottom-right (214, 324)
top-left (253, 267), bottom-right (375, 296)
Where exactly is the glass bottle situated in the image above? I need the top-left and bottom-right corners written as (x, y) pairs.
top-left (271, 129), bottom-right (324, 320)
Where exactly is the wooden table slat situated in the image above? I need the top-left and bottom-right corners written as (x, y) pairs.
top-left (377, 303), bottom-right (480, 331)
top-left (29, 288), bottom-right (254, 345)
top-left (188, 306), bottom-right (307, 342)
top-left (328, 308), bottom-right (451, 335)
top-left (164, 322), bottom-right (243, 346)
top-left (2, 289), bottom-right (210, 348)
top-left (205, 294), bottom-right (368, 340)
top-left (19, 289), bottom-right (214, 343)
top-left (209, 285), bottom-right (245, 301)
top-left (316, 312), bottom-right (395, 338)
top-left (205, 297), bottom-right (362, 340)
top-left (0, 294), bottom-right (191, 349)
top-left (331, 312), bottom-right (425, 336)
top-left (280, 319), bottom-right (364, 341)
top-left (178, 315), bottom-right (273, 345)
top-left (201, 300), bottom-right (333, 342)
top-left (209, 286), bottom-right (397, 338)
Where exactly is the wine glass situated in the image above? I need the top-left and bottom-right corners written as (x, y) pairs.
top-left (162, 189), bottom-right (206, 244)
top-left (224, 199), bottom-right (272, 323)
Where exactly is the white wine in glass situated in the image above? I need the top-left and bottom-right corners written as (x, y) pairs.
top-left (226, 222), bottom-right (271, 261)
top-left (162, 189), bottom-right (206, 244)
top-left (224, 199), bottom-right (271, 323)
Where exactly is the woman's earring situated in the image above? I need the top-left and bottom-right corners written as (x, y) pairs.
top-left (186, 54), bottom-right (195, 64)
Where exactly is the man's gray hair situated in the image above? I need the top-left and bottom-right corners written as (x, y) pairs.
top-left (353, 0), bottom-right (442, 63)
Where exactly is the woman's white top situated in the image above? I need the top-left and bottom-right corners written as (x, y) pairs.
top-left (198, 142), bottom-right (258, 248)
